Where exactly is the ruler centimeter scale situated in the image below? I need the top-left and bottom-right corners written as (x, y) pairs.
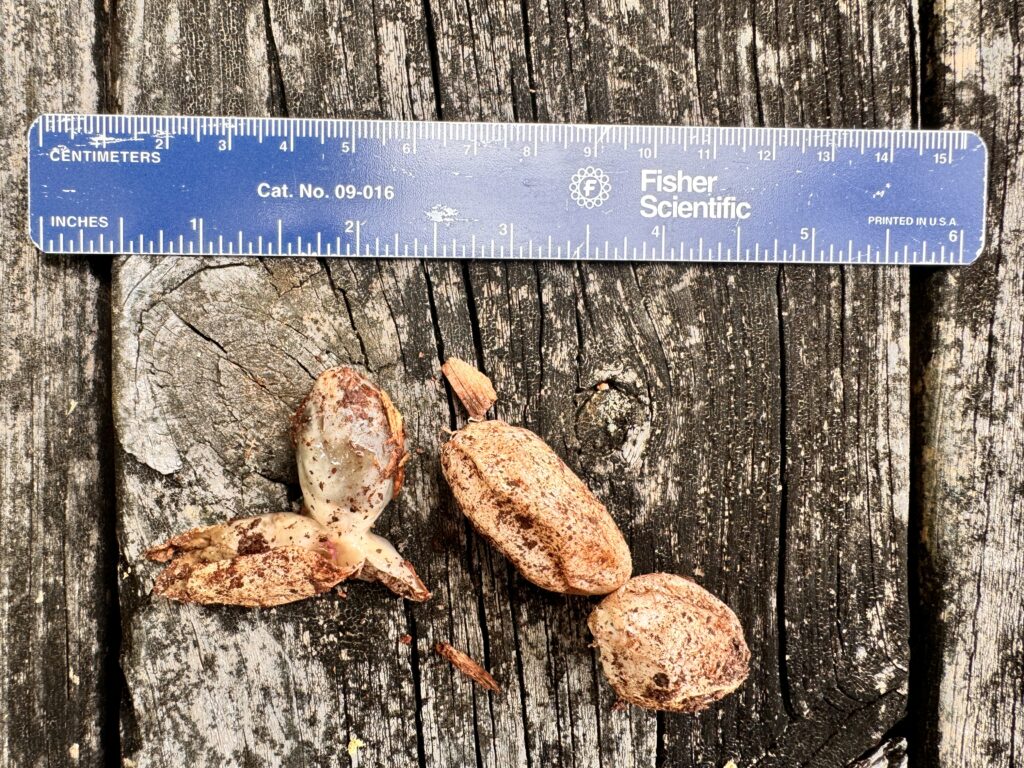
top-left (28, 114), bottom-right (987, 265)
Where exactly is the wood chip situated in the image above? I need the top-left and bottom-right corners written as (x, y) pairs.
top-left (441, 357), bottom-right (497, 420)
top-left (435, 642), bottom-right (501, 693)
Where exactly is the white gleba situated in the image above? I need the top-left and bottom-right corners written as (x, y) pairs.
top-left (291, 366), bottom-right (429, 601)
top-left (147, 367), bottom-right (430, 607)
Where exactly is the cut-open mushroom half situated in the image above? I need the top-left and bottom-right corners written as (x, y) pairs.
top-left (148, 367), bottom-right (429, 607)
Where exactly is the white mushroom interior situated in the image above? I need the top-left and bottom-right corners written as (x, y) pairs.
top-left (292, 367), bottom-right (427, 600)
top-left (294, 385), bottom-right (396, 534)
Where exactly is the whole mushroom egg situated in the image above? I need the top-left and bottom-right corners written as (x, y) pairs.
top-left (588, 573), bottom-right (750, 712)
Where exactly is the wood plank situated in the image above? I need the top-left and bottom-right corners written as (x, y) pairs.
top-left (0, 1), bottom-right (116, 766)
top-left (425, 0), bottom-right (913, 764)
top-left (916, 1), bottom-right (1024, 765)
top-left (850, 738), bottom-right (908, 768)
top-left (113, 2), bottom-right (439, 766)
top-left (111, 1), bottom-right (913, 766)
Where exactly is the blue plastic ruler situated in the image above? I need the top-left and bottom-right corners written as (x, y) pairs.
top-left (28, 114), bottom-right (987, 265)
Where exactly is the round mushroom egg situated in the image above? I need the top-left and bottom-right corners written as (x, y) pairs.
top-left (588, 572), bottom-right (750, 712)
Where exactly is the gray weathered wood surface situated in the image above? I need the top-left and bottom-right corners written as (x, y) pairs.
top-left (109, 1), bottom-right (911, 766)
top-left (1, 0), bottom-right (1022, 766)
top-left (0, 2), bottom-right (116, 766)
top-left (916, 0), bottom-right (1024, 765)
top-left (849, 738), bottom-right (907, 768)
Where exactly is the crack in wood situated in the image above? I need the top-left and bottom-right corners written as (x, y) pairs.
top-left (776, 265), bottom-right (796, 724)
top-left (262, 0), bottom-right (290, 116)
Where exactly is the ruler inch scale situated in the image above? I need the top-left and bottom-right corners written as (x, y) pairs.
top-left (28, 113), bottom-right (987, 265)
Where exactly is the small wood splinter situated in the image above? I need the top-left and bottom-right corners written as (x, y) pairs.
top-left (441, 357), bottom-right (497, 420)
top-left (435, 642), bottom-right (502, 693)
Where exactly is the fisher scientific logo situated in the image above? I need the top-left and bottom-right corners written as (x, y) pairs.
top-left (569, 167), bottom-right (611, 208)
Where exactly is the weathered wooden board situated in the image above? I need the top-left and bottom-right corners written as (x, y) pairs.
top-left (110, 1), bottom-right (912, 766)
top-left (916, 0), bottom-right (1024, 765)
top-left (850, 737), bottom-right (908, 768)
top-left (113, 6), bottom-right (432, 765)
top-left (0, 1), bottom-right (116, 766)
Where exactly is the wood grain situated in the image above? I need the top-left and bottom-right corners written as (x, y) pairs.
top-left (916, 0), bottom-right (1024, 764)
top-left (428, 0), bottom-right (914, 764)
top-left (108, 0), bottom-right (913, 765)
top-left (0, 1), bottom-right (116, 766)
top-left (850, 737), bottom-right (908, 768)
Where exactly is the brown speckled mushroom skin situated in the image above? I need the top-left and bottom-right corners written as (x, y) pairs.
top-left (588, 573), bottom-right (750, 712)
top-left (435, 642), bottom-right (502, 693)
top-left (147, 513), bottom-right (365, 607)
top-left (153, 547), bottom-right (354, 608)
top-left (440, 419), bottom-right (632, 595)
top-left (440, 357), bottom-right (498, 420)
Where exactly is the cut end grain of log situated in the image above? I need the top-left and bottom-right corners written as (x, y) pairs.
top-left (435, 642), bottom-right (502, 693)
top-left (442, 357), bottom-right (497, 420)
